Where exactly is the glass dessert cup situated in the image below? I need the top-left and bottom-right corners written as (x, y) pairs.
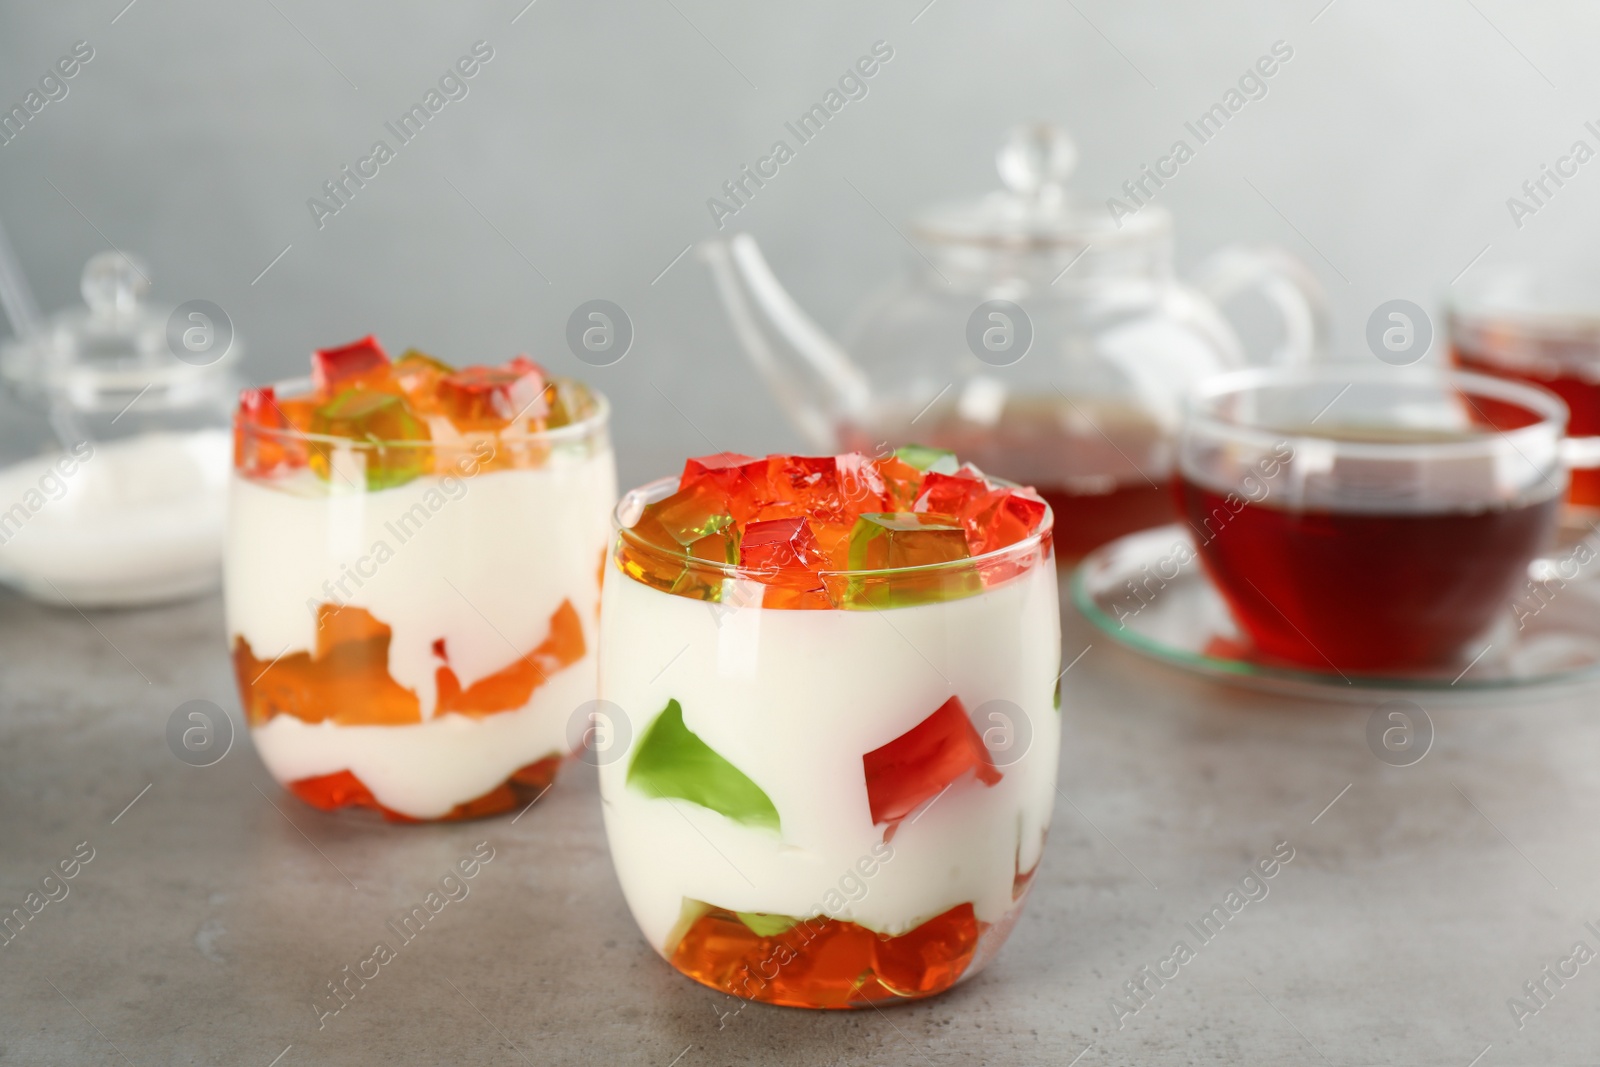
top-left (1176, 365), bottom-right (1573, 674)
top-left (226, 374), bottom-right (615, 823)
top-left (597, 469), bottom-right (1061, 1009)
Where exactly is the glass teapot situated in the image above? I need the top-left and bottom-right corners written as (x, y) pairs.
top-left (702, 124), bottom-right (1328, 559)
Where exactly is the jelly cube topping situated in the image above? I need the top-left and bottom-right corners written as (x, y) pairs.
top-left (233, 336), bottom-right (594, 486)
top-left (627, 699), bottom-right (781, 832)
top-left (617, 448), bottom-right (1050, 608)
top-left (862, 696), bottom-right (1002, 826)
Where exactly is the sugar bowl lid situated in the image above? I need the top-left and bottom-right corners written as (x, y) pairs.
top-left (0, 251), bottom-right (239, 410)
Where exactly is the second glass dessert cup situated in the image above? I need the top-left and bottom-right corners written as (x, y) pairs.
top-left (597, 468), bottom-right (1060, 1009)
top-left (226, 371), bottom-right (615, 822)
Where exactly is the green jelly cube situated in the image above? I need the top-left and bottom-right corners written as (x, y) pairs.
top-left (310, 388), bottom-right (431, 491)
top-left (893, 443), bottom-right (959, 474)
top-left (848, 512), bottom-right (970, 571)
top-left (627, 699), bottom-right (780, 832)
top-left (837, 513), bottom-right (980, 609)
top-left (737, 911), bottom-right (801, 937)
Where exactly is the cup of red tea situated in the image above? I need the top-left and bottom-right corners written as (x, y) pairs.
top-left (1175, 366), bottom-right (1581, 673)
top-left (1450, 265), bottom-right (1600, 510)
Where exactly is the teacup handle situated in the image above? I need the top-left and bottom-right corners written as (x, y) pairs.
top-left (1191, 244), bottom-right (1331, 367)
top-left (1561, 435), bottom-right (1600, 470)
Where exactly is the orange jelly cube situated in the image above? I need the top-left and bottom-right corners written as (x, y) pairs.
top-left (392, 349), bottom-right (454, 414)
top-left (681, 452), bottom-right (769, 521)
top-left (874, 455), bottom-right (926, 511)
top-left (437, 361), bottom-right (548, 432)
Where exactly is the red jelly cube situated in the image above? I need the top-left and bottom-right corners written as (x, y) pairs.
top-left (862, 696), bottom-right (1002, 826)
top-left (739, 516), bottom-right (825, 576)
top-left (239, 386), bottom-right (283, 429)
top-left (681, 452), bottom-right (770, 518)
top-left (437, 362), bottom-right (548, 432)
top-left (966, 488), bottom-right (1049, 555)
top-left (913, 469), bottom-right (991, 518)
top-left (235, 386), bottom-right (290, 475)
top-left (767, 453), bottom-right (886, 523)
top-left (312, 335), bottom-right (392, 396)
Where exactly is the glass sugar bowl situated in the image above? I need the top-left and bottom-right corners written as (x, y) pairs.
top-left (0, 252), bottom-right (237, 607)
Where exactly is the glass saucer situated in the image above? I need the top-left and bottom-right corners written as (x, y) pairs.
top-left (1069, 524), bottom-right (1600, 699)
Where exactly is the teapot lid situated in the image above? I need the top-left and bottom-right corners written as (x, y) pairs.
top-left (912, 124), bottom-right (1169, 248)
top-left (0, 251), bottom-right (238, 410)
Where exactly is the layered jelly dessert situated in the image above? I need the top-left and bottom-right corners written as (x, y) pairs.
top-left (225, 337), bottom-right (615, 821)
top-left (598, 447), bottom-right (1060, 1007)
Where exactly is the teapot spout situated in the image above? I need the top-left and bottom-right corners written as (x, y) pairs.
top-left (700, 234), bottom-right (869, 451)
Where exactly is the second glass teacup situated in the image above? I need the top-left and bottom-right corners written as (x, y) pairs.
top-left (1176, 365), bottom-right (1578, 673)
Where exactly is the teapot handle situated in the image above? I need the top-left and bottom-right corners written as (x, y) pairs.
top-left (700, 234), bottom-right (870, 451)
top-left (1190, 244), bottom-right (1330, 366)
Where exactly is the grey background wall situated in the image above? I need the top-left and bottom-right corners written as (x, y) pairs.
top-left (1, 0), bottom-right (1597, 490)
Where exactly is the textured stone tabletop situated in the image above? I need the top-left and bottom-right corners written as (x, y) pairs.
top-left (4, 582), bottom-right (1600, 1067)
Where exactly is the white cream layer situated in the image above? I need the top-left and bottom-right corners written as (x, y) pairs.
top-left (226, 447), bottom-right (616, 818)
top-left (597, 558), bottom-right (1061, 952)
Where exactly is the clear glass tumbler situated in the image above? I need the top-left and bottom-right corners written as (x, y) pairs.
top-left (226, 374), bottom-right (615, 822)
top-left (596, 467), bottom-right (1060, 1008)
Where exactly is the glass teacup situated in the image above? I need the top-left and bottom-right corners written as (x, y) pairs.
top-left (1176, 366), bottom-right (1575, 673)
top-left (1450, 263), bottom-right (1600, 511)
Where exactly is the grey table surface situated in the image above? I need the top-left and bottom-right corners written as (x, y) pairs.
top-left (4, 579), bottom-right (1600, 1067)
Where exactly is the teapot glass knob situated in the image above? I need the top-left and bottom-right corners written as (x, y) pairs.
top-left (81, 250), bottom-right (150, 318)
top-left (996, 123), bottom-right (1077, 198)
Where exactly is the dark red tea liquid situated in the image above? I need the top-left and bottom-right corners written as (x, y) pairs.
top-left (852, 394), bottom-right (1178, 562)
top-left (1454, 343), bottom-right (1600, 507)
top-left (1178, 480), bottom-right (1560, 672)
top-left (1033, 480), bottom-right (1175, 561)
